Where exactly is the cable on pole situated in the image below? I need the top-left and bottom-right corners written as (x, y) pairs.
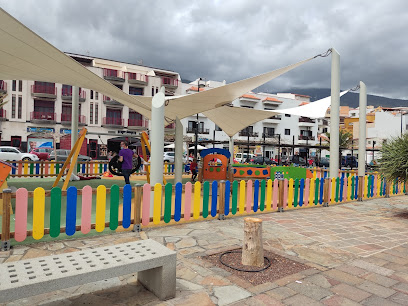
top-left (314, 48), bottom-right (333, 59)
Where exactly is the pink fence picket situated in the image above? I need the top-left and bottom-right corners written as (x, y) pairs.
top-left (142, 184), bottom-right (151, 226)
top-left (283, 179), bottom-right (288, 208)
top-left (246, 180), bottom-right (252, 213)
top-left (304, 179), bottom-right (310, 206)
top-left (14, 188), bottom-right (28, 242)
top-left (184, 182), bottom-right (192, 221)
top-left (81, 186), bottom-right (93, 234)
top-left (272, 179), bottom-right (278, 210)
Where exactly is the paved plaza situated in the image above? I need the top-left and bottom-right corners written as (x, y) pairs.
top-left (1, 196), bottom-right (408, 305)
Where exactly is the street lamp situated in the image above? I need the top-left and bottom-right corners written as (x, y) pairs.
top-left (194, 78), bottom-right (204, 159)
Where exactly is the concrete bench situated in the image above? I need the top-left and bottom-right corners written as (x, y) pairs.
top-left (0, 239), bottom-right (176, 302)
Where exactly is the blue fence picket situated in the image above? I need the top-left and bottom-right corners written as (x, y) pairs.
top-left (174, 182), bottom-right (182, 222)
top-left (225, 180), bottom-right (230, 216)
top-left (299, 179), bottom-right (304, 207)
top-left (66, 186), bottom-right (77, 236)
top-left (253, 180), bottom-right (259, 212)
top-left (211, 181), bottom-right (218, 217)
top-left (122, 184), bottom-right (132, 228)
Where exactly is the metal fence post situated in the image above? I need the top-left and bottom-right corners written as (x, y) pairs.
top-left (133, 184), bottom-right (143, 232)
top-left (358, 176), bottom-right (364, 201)
top-left (323, 178), bottom-right (330, 207)
top-left (1, 189), bottom-right (12, 251)
top-left (218, 181), bottom-right (226, 220)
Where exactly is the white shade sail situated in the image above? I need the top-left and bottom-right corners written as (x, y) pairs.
top-left (188, 145), bottom-right (207, 150)
top-left (0, 8), bottom-right (151, 118)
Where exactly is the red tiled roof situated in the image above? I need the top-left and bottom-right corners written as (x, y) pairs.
top-left (240, 94), bottom-right (260, 100)
top-left (188, 86), bottom-right (204, 92)
top-left (263, 97), bottom-right (282, 103)
top-left (295, 94), bottom-right (311, 98)
top-left (299, 102), bottom-right (310, 106)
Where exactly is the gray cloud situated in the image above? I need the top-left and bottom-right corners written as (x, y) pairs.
top-left (1, 0), bottom-right (408, 99)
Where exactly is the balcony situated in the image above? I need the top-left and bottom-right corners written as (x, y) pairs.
top-left (161, 78), bottom-right (178, 89)
top-left (298, 117), bottom-right (316, 127)
top-left (61, 114), bottom-right (86, 126)
top-left (263, 115), bottom-right (282, 124)
top-left (186, 128), bottom-right (210, 134)
top-left (61, 87), bottom-right (86, 102)
top-left (298, 135), bottom-right (315, 141)
top-left (31, 84), bottom-right (57, 99)
top-left (102, 117), bottom-right (124, 128)
top-left (103, 69), bottom-right (125, 82)
top-left (127, 73), bottom-right (148, 86)
top-left (103, 95), bottom-right (123, 106)
top-left (0, 81), bottom-right (6, 94)
top-left (239, 131), bottom-right (259, 137)
top-left (30, 112), bottom-right (56, 124)
top-left (128, 118), bottom-right (149, 129)
top-left (0, 109), bottom-right (6, 121)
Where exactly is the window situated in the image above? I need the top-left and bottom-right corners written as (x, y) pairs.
top-left (129, 87), bottom-right (144, 96)
top-left (11, 95), bottom-right (16, 118)
top-left (368, 140), bottom-right (371, 144)
top-left (323, 128), bottom-right (328, 133)
top-left (12, 80), bottom-right (16, 91)
top-left (151, 87), bottom-right (154, 96)
top-left (129, 111), bottom-right (142, 120)
top-left (241, 105), bottom-right (253, 109)
top-left (90, 102), bottom-right (93, 124)
top-left (156, 87), bottom-right (159, 94)
top-left (95, 103), bottom-right (99, 124)
top-left (215, 125), bottom-right (222, 131)
top-left (18, 80), bottom-right (22, 92)
top-left (263, 127), bottom-right (274, 136)
top-left (285, 114), bottom-right (291, 117)
top-left (113, 84), bottom-right (123, 90)
top-left (285, 129), bottom-right (290, 135)
top-left (90, 90), bottom-right (94, 100)
top-left (18, 96), bottom-right (22, 119)
top-left (95, 92), bottom-right (99, 100)
top-left (188, 121), bottom-right (195, 132)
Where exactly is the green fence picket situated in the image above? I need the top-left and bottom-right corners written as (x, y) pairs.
top-left (232, 180), bottom-right (238, 214)
top-left (260, 180), bottom-right (266, 211)
top-left (314, 178), bottom-right (319, 205)
top-left (30, 163), bottom-right (34, 175)
top-left (164, 183), bottom-right (172, 223)
top-left (109, 185), bottom-right (120, 230)
top-left (50, 187), bottom-right (62, 238)
top-left (335, 177), bottom-right (339, 202)
top-left (202, 181), bottom-right (210, 218)
top-left (294, 179), bottom-right (299, 207)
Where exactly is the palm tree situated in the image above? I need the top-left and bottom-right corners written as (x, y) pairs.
top-left (324, 129), bottom-right (353, 167)
top-left (0, 92), bottom-right (8, 108)
top-left (378, 134), bottom-right (408, 183)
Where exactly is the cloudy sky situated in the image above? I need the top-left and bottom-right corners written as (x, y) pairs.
top-left (1, 0), bottom-right (408, 99)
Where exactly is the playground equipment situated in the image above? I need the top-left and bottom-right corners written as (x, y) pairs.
top-left (270, 166), bottom-right (313, 180)
top-left (0, 160), bottom-right (13, 215)
top-left (233, 164), bottom-right (270, 179)
top-left (199, 148), bottom-right (231, 182)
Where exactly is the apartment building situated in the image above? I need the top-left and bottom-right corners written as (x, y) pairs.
top-left (180, 80), bottom-right (321, 160)
top-left (0, 53), bottom-right (181, 158)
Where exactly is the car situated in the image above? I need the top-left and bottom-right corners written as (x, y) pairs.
top-left (0, 146), bottom-right (39, 161)
top-left (282, 155), bottom-right (306, 166)
top-left (342, 156), bottom-right (358, 168)
top-left (317, 157), bottom-right (330, 167)
top-left (250, 156), bottom-right (278, 165)
top-left (163, 152), bottom-right (175, 163)
top-left (30, 148), bottom-right (53, 161)
top-left (49, 149), bottom-right (92, 162)
top-left (235, 153), bottom-right (255, 163)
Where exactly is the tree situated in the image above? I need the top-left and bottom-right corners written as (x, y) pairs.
top-left (0, 92), bottom-right (8, 108)
top-left (324, 129), bottom-right (353, 150)
top-left (378, 134), bottom-right (408, 183)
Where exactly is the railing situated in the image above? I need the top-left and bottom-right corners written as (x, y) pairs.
top-left (61, 87), bottom-right (86, 99)
top-left (128, 118), bottom-right (148, 127)
top-left (103, 117), bottom-right (124, 126)
top-left (127, 73), bottom-right (148, 83)
top-left (103, 69), bottom-right (125, 79)
top-left (268, 116), bottom-right (281, 120)
top-left (31, 84), bottom-right (56, 96)
top-left (0, 80), bottom-right (6, 92)
top-left (239, 131), bottom-right (259, 137)
top-left (0, 109), bottom-right (6, 119)
top-left (161, 78), bottom-right (178, 87)
top-left (61, 114), bottom-right (86, 124)
top-left (298, 135), bottom-right (315, 141)
top-left (30, 112), bottom-right (56, 121)
top-left (299, 117), bottom-right (315, 123)
top-left (1, 173), bottom-right (404, 246)
top-left (186, 128), bottom-right (210, 134)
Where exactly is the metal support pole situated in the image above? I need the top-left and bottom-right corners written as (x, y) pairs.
top-left (194, 113), bottom-right (199, 159)
top-left (213, 129), bottom-right (216, 148)
top-left (358, 81), bottom-right (367, 178)
top-left (247, 127), bottom-right (250, 163)
top-left (71, 86), bottom-right (79, 175)
top-left (229, 136), bottom-right (234, 165)
top-left (329, 48), bottom-right (340, 179)
top-left (150, 87), bottom-right (165, 215)
top-left (351, 139), bottom-right (354, 170)
top-left (263, 132), bottom-right (266, 164)
top-left (174, 117), bottom-right (183, 184)
top-left (292, 135), bottom-right (295, 156)
top-left (278, 134), bottom-right (281, 165)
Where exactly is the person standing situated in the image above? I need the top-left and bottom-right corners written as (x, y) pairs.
top-left (118, 141), bottom-right (134, 185)
top-left (190, 158), bottom-right (198, 182)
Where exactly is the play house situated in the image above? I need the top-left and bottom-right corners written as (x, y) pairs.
top-left (199, 148), bottom-right (231, 181)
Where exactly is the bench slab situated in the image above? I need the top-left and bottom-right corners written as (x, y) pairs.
top-left (0, 239), bottom-right (176, 302)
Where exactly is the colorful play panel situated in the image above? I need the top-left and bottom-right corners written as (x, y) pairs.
top-left (232, 164), bottom-right (270, 179)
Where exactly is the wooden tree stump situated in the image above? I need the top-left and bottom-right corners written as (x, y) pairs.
top-left (242, 217), bottom-right (264, 267)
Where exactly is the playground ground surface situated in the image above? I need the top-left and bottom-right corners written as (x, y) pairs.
top-left (1, 195), bottom-right (408, 305)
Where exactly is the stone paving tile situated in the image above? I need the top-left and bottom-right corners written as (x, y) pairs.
top-left (363, 272), bottom-right (399, 287)
top-left (361, 295), bottom-right (401, 306)
top-left (389, 292), bottom-right (408, 305)
top-left (321, 295), bottom-right (361, 306)
top-left (322, 269), bottom-right (365, 285)
top-left (283, 293), bottom-right (324, 305)
top-left (330, 283), bottom-right (372, 302)
top-left (357, 280), bottom-right (397, 298)
top-left (351, 259), bottom-right (395, 276)
top-left (265, 287), bottom-right (297, 300)
top-left (286, 280), bottom-right (333, 301)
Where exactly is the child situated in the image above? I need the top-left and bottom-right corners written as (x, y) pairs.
top-left (190, 158), bottom-right (198, 182)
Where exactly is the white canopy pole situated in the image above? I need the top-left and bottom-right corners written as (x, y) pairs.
top-left (329, 48), bottom-right (340, 179)
top-left (229, 136), bottom-right (234, 165)
top-left (358, 82), bottom-right (367, 200)
top-left (150, 87), bottom-right (165, 214)
top-left (174, 117), bottom-right (183, 184)
top-left (71, 86), bottom-right (79, 175)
